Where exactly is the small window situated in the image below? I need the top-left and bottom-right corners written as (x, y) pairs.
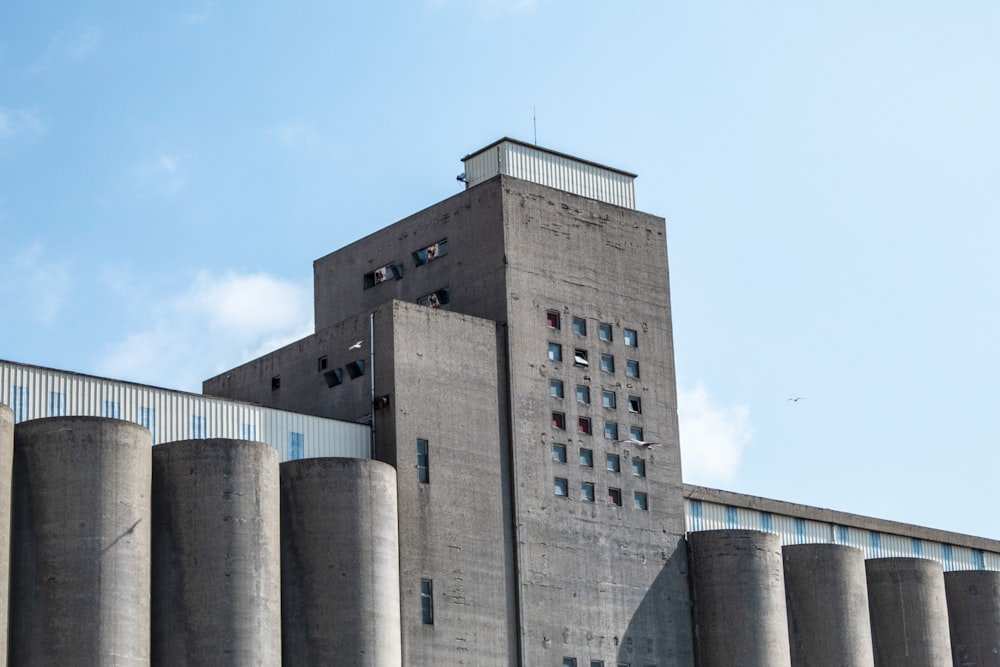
top-left (317, 355), bottom-right (328, 371)
top-left (547, 311), bottom-right (561, 329)
top-left (628, 396), bottom-right (642, 413)
top-left (345, 360), bottom-right (365, 379)
top-left (625, 360), bottom-right (640, 378)
top-left (632, 458), bottom-right (646, 477)
top-left (634, 491), bottom-right (648, 510)
top-left (599, 323), bottom-right (613, 342)
top-left (577, 417), bottom-right (592, 435)
top-left (421, 579), bottom-right (434, 624)
top-left (416, 288), bottom-right (450, 308)
top-left (608, 488), bottom-right (623, 506)
top-left (552, 443), bottom-right (567, 463)
top-left (624, 329), bottom-right (638, 347)
top-left (602, 390), bottom-right (617, 409)
top-left (600, 354), bottom-right (615, 373)
top-left (563, 659), bottom-right (578, 667)
top-left (364, 263), bottom-right (403, 288)
top-left (604, 421), bottom-right (619, 440)
top-left (572, 317), bottom-right (587, 336)
top-left (581, 482), bottom-right (595, 502)
top-left (606, 453), bottom-right (621, 472)
top-left (630, 426), bottom-right (644, 442)
top-left (550, 379), bottom-right (564, 398)
top-left (271, 376), bottom-right (281, 390)
top-left (323, 368), bottom-right (344, 387)
top-left (573, 349), bottom-right (589, 367)
top-left (552, 412), bottom-right (566, 430)
top-left (554, 477), bottom-right (569, 497)
top-left (413, 239), bottom-right (448, 265)
top-left (591, 661), bottom-right (606, 667)
top-left (576, 385), bottom-right (590, 404)
top-left (289, 432), bottom-right (305, 460)
top-left (579, 448), bottom-right (593, 467)
top-left (549, 343), bottom-right (563, 362)
top-left (417, 438), bottom-right (430, 483)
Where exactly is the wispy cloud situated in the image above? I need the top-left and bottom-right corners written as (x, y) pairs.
top-left (133, 151), bottom-right (190, 195)
top-left (29, 27), bottom-right (103, 74)
top-left (273, 121), bottom-right (321, 152)
top-left (180, 3), bottom-right (214, 26)
top-left (95, 270), bottom-right (312, 391)
top-left (3, 246), bottom-right (74, 324)
top-left (0, 107), bottom-right (46, 142)
top-left (678, 381), bottom-right (753, 485)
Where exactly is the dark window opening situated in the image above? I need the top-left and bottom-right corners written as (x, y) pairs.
top-left (412, 239), bottom-right (448, 265)
top-left (323, 368), bottom-right (344, 387)
top-left (552, 412), bottom-right (566, 430)
top-left (628, 396), bottom-right (641, 413)
top-left (416, 287), bottom-right (450, 308)
top-left (345, 360), bottom-right (365, 379)
top-left (364, 263), bottom-right (404, 289)
top-left (374, 394), bottom-right (391, 410)
top-left (578, 417), bottom-right (592, 435)
top-left (608, 487), bottom-right (623, 506)
top-left (574, 349), bottom-right (589, 367)
top-left (271, 376), bottom-right (281, 390)
top-left (420, 579), bottom-right (434, 624)
top-left (318, 355), bottom-right (328, 371)
top-left (547, 311), bottom-right (561, 329)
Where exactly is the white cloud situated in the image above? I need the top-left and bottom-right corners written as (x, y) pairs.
top-left (0, 107), bottom-right (46, 142)
top-left (133, 151), bottom-right (190, 195)
top-left (678, 381), bottom-right (753, 485)
top-left (181, 4), bottom-right (214, 25)
top-left (95, 271), bottom-right (313, 392)
top-left (274, 121), bottom-right (321, 151)
top-left (29, 27), bottom-right (103, 73)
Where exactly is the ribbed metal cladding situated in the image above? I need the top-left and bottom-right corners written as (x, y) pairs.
top-left (462, 138), bottom-right (637, 208)
top-left (1, 359), bottom-right (370, 460)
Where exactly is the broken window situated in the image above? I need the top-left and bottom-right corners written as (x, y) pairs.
top-left (573, 349), bottom-right (589, 367)
top-left (416, 288), bottom-right (450, 308)
top-left (412, 239), bottom-right (448, 265)
top-left (628, 396), bottom-right (642, 413)
top-left (364, 262), bottom-right (404, 289)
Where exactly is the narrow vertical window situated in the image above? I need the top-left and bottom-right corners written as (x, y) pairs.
top-left (103, 400), bottom-right (121, 419)
top-left (141, 407), bottom-right (157, 444)
top-left (288, 432), bottom-right (304, 460)
top-left (239, 422), bottom-right (256, 441)
top-left (9, 386), bottom-right (28, 423)
top-left (48, 391), bottom-right (66, 417)
top-left (191, 415), bottom-right (207, 439)
top-left (271, 375), bottom-right (281, 390)
top-left (572, 317), bottom-right (587, 336)
top-left (624, 328), bottom-right (638, 347)
top-left (420, 579), bottom-right (434, 624)
top-left (417, 438), bottom-right (429, 483)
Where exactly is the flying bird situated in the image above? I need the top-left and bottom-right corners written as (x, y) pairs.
top-left (620, 438), bottom-right (660, 448)
top-left (349, 340), bottom-right (364, 350)
top-left (787, 397), bottom-right (805, 402)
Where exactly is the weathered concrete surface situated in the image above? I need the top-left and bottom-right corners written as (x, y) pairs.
top-left (783, 543), bottom-right (874, 667)
top-left (151, 438), bottom-right (281, 666)
top-left (280, 457), bottom-right (401, 666)
top-left (10, 417), bottom-right (151, 666)
top-left (689, 530), bottom-right (791, 667)
top-left (866, 557), bottom-right (952, 667)
top-left (944, 570), bottom-right (1000, 666)
top-left (0, 404), bottom-right (13, 666)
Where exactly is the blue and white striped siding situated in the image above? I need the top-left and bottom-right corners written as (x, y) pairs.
top-left (686, 498), bottom-right (1000, 572)
top-left (1, 360), bottom-right (370, 461)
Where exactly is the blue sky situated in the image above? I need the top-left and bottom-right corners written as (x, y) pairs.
top-left (2, 1), bottom-right (998, 539)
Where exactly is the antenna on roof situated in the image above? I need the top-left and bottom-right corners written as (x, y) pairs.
top-left (533, 106), bottom-right (537, 145)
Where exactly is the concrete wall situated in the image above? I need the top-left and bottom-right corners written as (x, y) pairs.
top-left (151, 438), bottom-right (282, 665)
top-left (944, 570), bottom-right (1000, 667)
top-left (10, 417), bottom-right (151, 666)
top-left (0, 404), bottom-right (13, 665)
top-left (280, 457), bottom-right (401, 666)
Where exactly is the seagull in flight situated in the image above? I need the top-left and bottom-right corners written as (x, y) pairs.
top-left (620, 438), bottom-right (660, 448)
top-left (349, 340), bottom-right (364, 350)
top-left (787, 397), bottom-right (805, 402)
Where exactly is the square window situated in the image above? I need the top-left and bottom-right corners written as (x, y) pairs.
top-left (579, 448), bottom-right (593, 467)
top-left (628, 396), bottom-right (642, 413)
top-left (345, 360), bottom-right (365, 379)
top-left (581, 482), bottom-right (595, 502)
top-left (632, 458), bottom-right (646, 477)
top-left (553, 443), bottom-right (567, 463)
top-left (606, 453), bottom-right (621, 472)
top-left (547, 311), bottom-right (561, 329)
top-left (572, 317), bottom-right (587, 336)
top-left (602, 390), bottom-right (617, 409)
top-left (576, 385), bottom-right (590, 404)
top-left (323, 368), bottom-right (344, 387)
top-left (599, 323), bottom-right (613, 342)
top-left (600, 354), bottom-right (615, 373)
top-left (552, 412), bottom-right (566, 430)
top-left (624, 328), bottom-right (638, 347)
top-left (577, 417), bottom-right (592, 435)
top-left (604, 421), bottom-right (619, 440)
top-left (550, 379), bottom-right (564, 398)
top-left (625, 359), bottom-right (640, 378)
top-left (563, 659), bottom-right (578, 667)
top-left (634, 491), bottom-right (648, 510)
top-left (417, 438), bottom-right (429, 483)
top-left (608, 488), bottom-right (623, 506)
top-left (573, 349), bottom-right (589, 367)
top-left (549, 343), bottom-right (563, 362)
top-left (630, 426), bottom-right (644, 442)
top-left (554, 477), bottom-right (569, 497)
top-left (421, 578), bottom-right (434, 624)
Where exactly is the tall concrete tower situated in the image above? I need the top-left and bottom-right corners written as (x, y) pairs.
top-left (204, 138), bottom-right (694, 666)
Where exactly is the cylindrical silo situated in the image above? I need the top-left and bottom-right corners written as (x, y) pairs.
top-left (151, 439), bottom-right (281, 666)
top-left (944, 570), bottom-right (1000, 666)
top-left (866, 557), bottom-right (952, 667)
top-left (689, 529), bottom-right (792, 667)
top-left (783, 543), bottom-right (874, 667)
top-left (9, 417), bottom-right (152, 666)
top-left (280, 458), bottom-right (401, 666)
top-left (0, 404), bottom-right (13, 666)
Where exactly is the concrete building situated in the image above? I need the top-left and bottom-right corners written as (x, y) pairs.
top-left (2, 138), bottom-right (998, 666)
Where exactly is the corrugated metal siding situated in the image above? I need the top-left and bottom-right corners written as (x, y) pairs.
top-left (684, 498), bottom-right (999, 573)
top-left (0, 360), bottom-right (370, 461)
top-left (463, 140), bottom-right (636, 209)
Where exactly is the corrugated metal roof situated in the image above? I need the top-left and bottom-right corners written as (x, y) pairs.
top-left (0, 359), bottom-right (370, 461)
